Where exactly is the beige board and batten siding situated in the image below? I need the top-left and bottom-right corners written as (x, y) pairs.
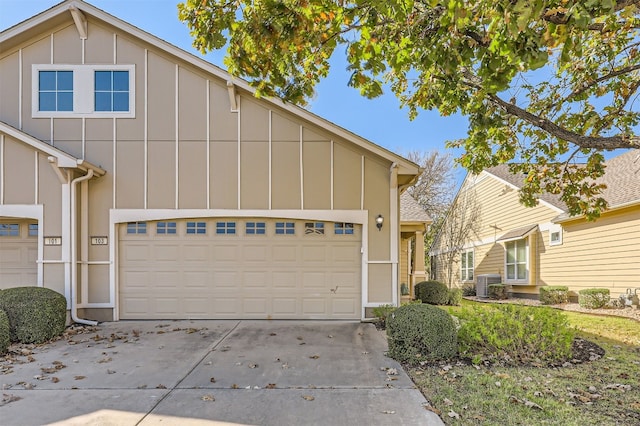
top-left (0, 7), bottom-right (410, 320)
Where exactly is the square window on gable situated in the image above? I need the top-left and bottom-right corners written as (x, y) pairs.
top-left (95, 70), bottom-right (130, 112)
top-left (38, 70), bottom-right (73, 112)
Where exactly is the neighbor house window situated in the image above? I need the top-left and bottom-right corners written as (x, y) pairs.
top-left (126, 222), bottom-right (147, 234)
top-left (157, 222), bottom-right (177, 235)
top-left (33, 64), bottom-right (135, 118)
top-left (275, 222), bottom-right (295, 235)
top-left (216, 222), bottom-right (236, 235)
top-left (549, 225), bottom-right (563, 246)
top-left (38, 70), bottom-right (73, 111)
top-left (0, 224), bottom-right (20, 236)
top-left (505, 239), bottom-right (528, 282)
top-left (246, 222), bottom-right (266, 235)
top-left (186, 222), bottom-right (207, 235)
top-left (28, 224), bottom-right (38, 236)
top-left (334, 223), bottom-right (354, 235)
top-left (305, 222), bottom-right (324, 235)
top-left (95, 70), bottom-right (129, 112)
top-left (461, 249), bottom-right (474, 281)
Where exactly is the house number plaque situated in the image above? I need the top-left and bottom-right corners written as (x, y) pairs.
top-left (44, 237), bottom-right (62, 246)
top-left (91, 236), bottom-right (108, 245)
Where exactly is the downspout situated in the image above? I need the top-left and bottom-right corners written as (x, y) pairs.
top-left (389, 162), bottom-right (399, 306)
top-left (70, 169), bottom-right (98, 326)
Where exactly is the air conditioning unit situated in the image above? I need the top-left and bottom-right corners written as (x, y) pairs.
top-left (476, 274), bottom-right (502, 298)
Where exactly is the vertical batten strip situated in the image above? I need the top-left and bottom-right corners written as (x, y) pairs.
top-left (34, 153), bottom-right (39, 204)
top-left (206, 79), bottom-right (210, 209)
top-left (50, 34), bottom-right (54, 144)
top-left (18, 49), bottom-right (22, 130)
top-left (360, 156), bottom-right (365, 210)
top-left (143, 49), bottom-right (148, 209)
top-left (330, 140), bottom-right (334, 210)
top-left (300, 125), bottom-right (304, 209)
top-left (175, 64), bottom-right (179, 209)
top-left (268, 110), bottom-right (272, 210)
top-left (82, 38), bottom-right (85, 65)
top-left (81, 118), bottom-right (85, 159)
top-left (112, 118), bottom-right (116, 208)
top-left (237, 97), bottom-right (241, 209)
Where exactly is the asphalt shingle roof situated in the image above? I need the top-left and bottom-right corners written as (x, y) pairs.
top-left (400, 192), bottom-right (431, 223)
top-left (484, 149), bottom-right (640, 212)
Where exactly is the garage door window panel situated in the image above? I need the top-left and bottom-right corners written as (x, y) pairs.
top-left (187, 222), bottom-right (207, 235)
top-left (275, 222), bottom-right (295, 235)
top-left (28, 224), bottom-right (38, 236)
top-left (246, 222), bottom-right (266, 235)
top-left (334, 223), bottom-right (354, 235)
top-left (127, 222), bottom-right (147, 234)
top-left (0, 224), bottom-right (20, 236)
top-left (216, 222), bottom-right (236, 235)
top-left (156, 222), bottom-right (177, 235)
top-left (305, 222), bottom-right (324, 235)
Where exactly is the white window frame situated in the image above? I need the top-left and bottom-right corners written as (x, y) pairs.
top-left (460, 248), bottom-right (474, 282)
top-left (504, 238), bottom-right (529, 284)
top-left (549, 224), bottom-right (563, 246)
top-left (32, 64), bottom-right (135, 118)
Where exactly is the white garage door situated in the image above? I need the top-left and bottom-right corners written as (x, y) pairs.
top-left (119, 218), bottom-right (361, 319)
top-left (0, 220), bottom-right (38, 289)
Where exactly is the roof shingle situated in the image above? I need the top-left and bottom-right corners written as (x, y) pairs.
top-left (400, 192), bottom-right (431, 223)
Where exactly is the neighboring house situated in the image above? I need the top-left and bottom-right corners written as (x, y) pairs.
top-left (0, 0), bottom-right (421, 321)
top-left (399, 192), bottom-right (431, 299)
top-left (430, 149), bottom-right (640, 300)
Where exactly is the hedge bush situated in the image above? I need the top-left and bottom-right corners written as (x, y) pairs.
top-left (578, 288), bottom-right (610, 309)
top-left (488, 283), bottom-right (508, 300)
top-left (448, 288), bottom-right (463, 306)
top-left (461, 283), bottom-right (476, 297)
top-left (0, 309), bottom-right (10, 355)
top-left (415, 280), bottom-right (450, 305)
top-left (386, 304), bottom-right (457, 364)
top-left (456, 304), bottom-right (575, 365)
top-left (0, 287), bottom-right (67, 344)
top-left (539, 286), bottom-right (569, 305)
top-left (372, 304), bottom-right (397, 328)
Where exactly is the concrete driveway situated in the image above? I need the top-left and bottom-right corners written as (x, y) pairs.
top-left (0, 320), bottom-right (443, 425)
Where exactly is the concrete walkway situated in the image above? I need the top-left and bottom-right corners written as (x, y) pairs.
top-left (0, 320), bottom-right (443, 425)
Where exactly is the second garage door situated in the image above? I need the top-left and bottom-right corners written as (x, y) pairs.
top-left (119, 218), bottom-right (361, 319)
top-left (0, 221), bottom-right (38, 289)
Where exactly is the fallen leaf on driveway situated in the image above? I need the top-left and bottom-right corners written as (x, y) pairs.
top-left (51, 377), bottom-right (60, 383)
top-left (423, 404), bottom-right (442, 415)
top-left (98, 357), bottom-right (112, 363)
top-left (231, 384), bottom-right (239, 389)
top-left (0, 394), bottom-right (21, 407)
top-left (302, 395), bottom-right (315, 401)
top-left (248, 363), bottom-right (258, 369)
top-left (328, 335), bottom-right (333, 338)
top-left (74, 376), bottom-right (86, 380)
top-left (269, 333), bottom-right (277, 336)
top-left (309, 355), bottom-right (319, 359)
top-left (386, 368), bottom-right (398, 376)
top-left (137, 384), bottom-right (147, 389)
top-left (156, 384), bottom-right (167, 389)
top-left (266, 383), bottom-right (276, 389)
top-left (381, 410), bottom-right (395, 414)
top-left (201, 394), bottom-right (215, 401)
top-left (297, 336), bottom-right (304, 341)
top-left (210, 377), bottom-right (216, 383)
top-left (107, 369), bottom-right (116, 374)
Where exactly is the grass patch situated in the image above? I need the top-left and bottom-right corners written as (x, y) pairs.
top-left (408, 300), bottom-right (640, 425)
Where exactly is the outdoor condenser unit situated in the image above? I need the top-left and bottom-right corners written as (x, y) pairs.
top-left (476, 274), bottom-right (502, 298)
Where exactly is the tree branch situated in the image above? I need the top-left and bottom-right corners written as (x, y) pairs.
top-left (560, 63), bottom-right (640, 103)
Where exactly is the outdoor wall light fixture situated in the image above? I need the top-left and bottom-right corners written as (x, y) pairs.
top-left (375, 214), bottom-right (384, 231)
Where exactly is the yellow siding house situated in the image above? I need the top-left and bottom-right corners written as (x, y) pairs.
top-left (430, 150), bottom-right (640, 300)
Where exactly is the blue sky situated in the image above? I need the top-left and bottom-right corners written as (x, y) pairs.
top-left (0, 0), bottom-right (469, 181)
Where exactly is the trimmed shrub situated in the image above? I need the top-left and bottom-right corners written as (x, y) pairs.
top-left (447, 288), bottom-right (463, 306)
top-left (461, 283), bottom-right (476, 297)
top-left (0, 287), bottom-right (67, 344)
top-left (372, 304), bottom-right (397, 328)
top-left (0, 309), bottom-right (10, 355)
top-left (415, 280), bottom-right (450, 305)
top-left (539, 286), bottom-right (569, 305)
top-left (456, 304), bottom-right (575, 365)
top-left (578, 288), bottom-right (610, 309)
top-left (488, 283), bottom-right (508, 300)
top-left (386, 304), bottom-right (457, 364)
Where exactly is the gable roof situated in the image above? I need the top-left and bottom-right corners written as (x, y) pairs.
top-left (0, 120), bottom-right (105, 175)
top-left (0, 0), bottom-right (420, 183)
top-left (483, 149), bottom-right (640, 215)
top-left (400, 192), bottom-right (431, 224)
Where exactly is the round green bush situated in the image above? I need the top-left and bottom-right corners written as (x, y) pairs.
top-left (0, 287), bottom-right (67, 344)
top-left (386, 304), bottom-right (457, 364)
top-left (415, 280), bottom-right (449, 305)
top-left (578, 288), bottom-right (610, 309)
top-left (447, 288), bottom-right (463, 306)
top-left (0, 309), bottom-right (10, 355)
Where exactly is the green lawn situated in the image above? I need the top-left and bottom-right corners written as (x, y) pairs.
top-left (407, 300), bottom-right (640, 425)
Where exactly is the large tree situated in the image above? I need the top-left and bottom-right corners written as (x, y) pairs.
top-left (178, 0), bottom-right (640, 219)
